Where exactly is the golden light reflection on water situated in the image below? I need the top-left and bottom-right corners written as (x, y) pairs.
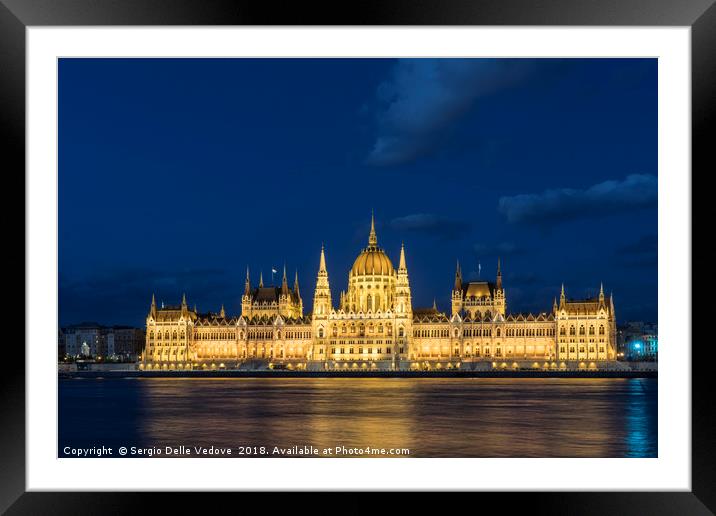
top-left (122, 378), bottom-right (656, 457)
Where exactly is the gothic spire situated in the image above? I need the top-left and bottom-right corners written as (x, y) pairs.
top-left (399, 242), bottom-right (407, 270)
top-left (496, 257), bottom-right (502, 290)
top-left (259, 270), bottom-right (264, 288)
top-left (319, 244), bottom-right (327, 274)
top-left (293, 269), bottom-right (300, 298)
top-left (181, 293), bottom-right (187, 307)
top-left (281, 263), bottom-right (290, 296)
top-left (368, 210), bottom-right (378, 247)
top-left (454, 260), bottom-right (462, 291)
top-left (150, 293), bottom-right (156, 317)
top-left (244, 266), bottom-right (251, 296)
top-left (219, 304), bottom-right (225, 318)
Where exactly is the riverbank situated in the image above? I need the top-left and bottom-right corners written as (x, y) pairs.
top-left (59, 369), bottom-right (657, 379)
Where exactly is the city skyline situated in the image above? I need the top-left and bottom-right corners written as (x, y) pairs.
top-left (59, 58), bottom-right (657, 326)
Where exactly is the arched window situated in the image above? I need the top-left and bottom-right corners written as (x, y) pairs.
top-left (569, 326), bottom-right (576, 336)
top-left (496, 328), bottom-right (501, 337)
top-left (599, 325), bottom-right (605, 335)
top-left (318, 327), bottom-right (324, 338)
top-left (579, 326), bottom-right (585, 335)
top-left (398, 327), bottom-right (404, 337)
top-left (589, 326), bottom-right (595, 335)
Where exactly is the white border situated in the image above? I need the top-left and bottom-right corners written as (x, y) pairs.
top-left (27, 27), bottom-right (690, 491)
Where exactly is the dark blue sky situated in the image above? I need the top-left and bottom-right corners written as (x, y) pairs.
top-left (59, 58), bottom-right (657, 327)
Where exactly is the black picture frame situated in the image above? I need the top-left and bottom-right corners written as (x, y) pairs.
top-left (3, 0), bottom-right (712, 512)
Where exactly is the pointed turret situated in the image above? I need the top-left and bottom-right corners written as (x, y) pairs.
top-left (259, 271), bottom-right (264, 288)
top-left (399, 242), bottom-right (407, 270)
top-left (319, 244), bottom-right (327, 273)
top-left (244, 266), bottom-right (251, 296)
top-left (496, 257), bottom-right (502, 290)
top-left (281, 264), bottom-right (290, 296)
top-left (182, 293), bottom-right (187, 307)
top-left (219, 304), bottom-right (225, 318)
top-left (368, 210), bottom-right (378, 247)
top-left (293, 269), bottom-right (301, 298)
top-left (559, 283), bottom-right (566, 309)
top-left (599, 282), bottom-right (605, 304)
top-left (395, 241), bottom-right (412, 315)
top-left (553, 297), bottom-right (558, 313)
top-left (313, 244), bottom-right (332, 318)
top-left (150, 293), bottom-right (157, 317)
top-left (610, 292), bottom-right (615, 315)
top-left (454, 260), bottom-right (463, 292)
top-left (451, 260), bottom-right (463, 316)
top-left (433, 298), bottom-right (438, 311)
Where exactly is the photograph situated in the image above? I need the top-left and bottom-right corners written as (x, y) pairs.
top-left (57, 57), bottom-right (658, 459)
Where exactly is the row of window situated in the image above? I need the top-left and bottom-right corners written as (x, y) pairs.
top-left (328, 346), bottom-right (405, 355)
top-left (559, 325), bottom-right (606, 336)
top-left (559, 346), bottom-right (606, 354)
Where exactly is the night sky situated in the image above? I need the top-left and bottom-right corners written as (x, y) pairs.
top-left (59, 58), bottom-right (657, 327)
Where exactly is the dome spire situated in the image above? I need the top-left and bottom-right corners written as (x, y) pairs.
top-left (399, 242), bottom-right (407, 270)
top-left (368, 210), bottom-right (378, 247)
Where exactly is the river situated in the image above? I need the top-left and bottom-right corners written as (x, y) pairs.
top-left (59, 377), bottom-right (657, 458)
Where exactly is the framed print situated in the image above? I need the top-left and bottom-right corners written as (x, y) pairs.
top-left (4, 0), bottom-right (713, 512)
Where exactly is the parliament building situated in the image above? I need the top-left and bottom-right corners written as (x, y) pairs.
top-left (140, 215), bottom-right (617, 371)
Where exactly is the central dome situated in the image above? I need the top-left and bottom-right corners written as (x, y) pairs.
top-left (352, 247), bottom-right (394, 276)
top-left (350, 213), bottom-right (394, 277)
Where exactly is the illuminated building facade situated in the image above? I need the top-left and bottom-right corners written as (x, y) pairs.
top-left (141, 215), bottom-right (617, 370)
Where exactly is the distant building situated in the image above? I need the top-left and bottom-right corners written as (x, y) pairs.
top-left (624, 334), bottom-right (658, 361)
top-left (109, 326), bottom-right (145, 357)
top-left (617, 321), bottom-right (658, 360)
top-left (64, 323), bottom-right (105, 358)
top-left (61, 323), bottom-right (145, 360)
top-left (58, 328), bottom-right (66, 358)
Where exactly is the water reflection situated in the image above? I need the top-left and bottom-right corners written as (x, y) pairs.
top-left (59, 377), bottom-right (657, 458)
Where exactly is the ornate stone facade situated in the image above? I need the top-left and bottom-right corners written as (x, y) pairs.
top-left (141, 215), bottom-right (617, 370)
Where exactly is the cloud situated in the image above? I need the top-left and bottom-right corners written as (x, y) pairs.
top-left (615, 234), bottom-right (658, 268)
top-left (618, 234), bottom-right (657, 255)
top-left (389, 213), bottom-right (469, 240)
top-left (473, 241), bottom-right (525, 257)
top-left (498, 174), bottom-right (657, 225)
top-left (366, 59), bottom-right (534, 166)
